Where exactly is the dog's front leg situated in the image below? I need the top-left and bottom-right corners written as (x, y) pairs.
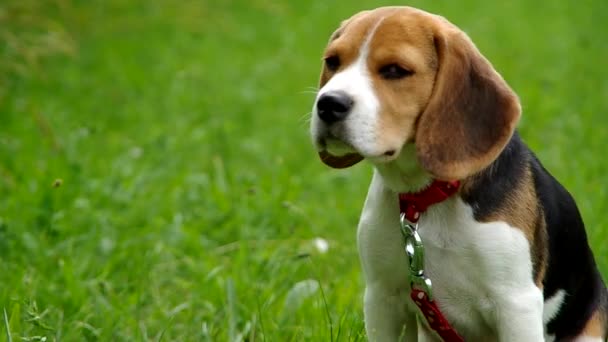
top-left (364, 285), bottom-right (417, 341)
top-left (495, 286), bottom-right (545, 341)
top-left (358, 172), bottom-right (419, 341)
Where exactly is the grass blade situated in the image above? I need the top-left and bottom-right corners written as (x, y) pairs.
top-left (226, 278), bottom-right (236, 341)
top-left (3, 308), bottom-right (12, 342)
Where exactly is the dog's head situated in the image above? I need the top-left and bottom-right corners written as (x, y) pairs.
top-left (310, 7), bottom-right (520, 181)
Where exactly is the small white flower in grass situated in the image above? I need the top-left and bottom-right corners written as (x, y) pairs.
top-left (129, 146), bottom-right (143, 159)
top-left (313, 237), bottom-right (329, 253)
top-left (283, 279), bottom-right (320, 313)
top-left (100, 237), bottom-right (115, 254)
top-left (74, 197), bottom-right (89, 209)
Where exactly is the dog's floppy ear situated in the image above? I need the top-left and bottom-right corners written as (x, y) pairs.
top-left (415, 19), bottom-right (521, 180)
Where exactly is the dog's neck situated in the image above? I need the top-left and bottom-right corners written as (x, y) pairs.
top-left (372, 144), bottom-right (433, 193)
top-left (374, 133), bottom-right (523, 198)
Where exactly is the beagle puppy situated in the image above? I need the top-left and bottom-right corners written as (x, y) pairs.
top-left (309, 6), bottom-right (608, 342)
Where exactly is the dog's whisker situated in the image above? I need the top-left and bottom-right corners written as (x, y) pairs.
top-left (298, 111), bottom-right (312, 125)
top-left (299, 86), bottom-right (319, 96)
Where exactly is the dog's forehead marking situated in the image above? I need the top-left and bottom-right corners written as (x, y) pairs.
top-left (359, 17), bottom-right (385, 61)
top-left (319, 12), bottom-right (387, 89)
top-left (330, 7), bottom-right (434, 72)
top-left (327, 8), bottom-right (402, 68)
top-left (320, 15), bottom-right (385, 94)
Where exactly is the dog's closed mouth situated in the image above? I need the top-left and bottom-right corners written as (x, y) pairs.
top-left (319, 150), bottom-right (363, 168)
top-left (317, 135), bottom-right (363, 168)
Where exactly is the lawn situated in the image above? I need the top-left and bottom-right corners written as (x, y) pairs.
top-left (1, 0), bottom-right (607, 340)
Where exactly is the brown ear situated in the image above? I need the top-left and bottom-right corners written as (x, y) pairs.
top-left (415, 21), bottom-right (521, 180)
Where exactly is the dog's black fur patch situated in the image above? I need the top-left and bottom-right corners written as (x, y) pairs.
top-left (462, 131), bottom-right (607, 339)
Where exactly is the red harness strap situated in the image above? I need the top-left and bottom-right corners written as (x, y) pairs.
top-left (398, 180), bottom-right (464, 342)
top-left (410, 289), bottom-right (464, 342)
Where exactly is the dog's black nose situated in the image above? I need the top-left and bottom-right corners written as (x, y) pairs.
top-left (316, 91), bottom-right (353, 124)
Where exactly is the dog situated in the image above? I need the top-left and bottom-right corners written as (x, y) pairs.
top-left (309, 6), bottom-right (608, 342)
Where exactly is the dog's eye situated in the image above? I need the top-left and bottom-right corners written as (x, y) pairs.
top-left (379, 64), bottom-right (414, 80)
top-left (325, 55), bottom-right (340, 71)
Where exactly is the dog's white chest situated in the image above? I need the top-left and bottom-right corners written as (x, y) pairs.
top-left (418, 218), bottom-right (513, 336)
top-left (358, 172), bottom-right (542, 340)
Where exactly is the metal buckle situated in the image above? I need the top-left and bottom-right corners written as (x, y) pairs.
top-left (400, 213), bottom-right (433, 300)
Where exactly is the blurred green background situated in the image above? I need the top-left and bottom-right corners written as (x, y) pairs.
top-left (1, 0), bottom-right (607, 340)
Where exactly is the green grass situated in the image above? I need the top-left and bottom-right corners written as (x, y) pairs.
top-left (1, 0), bottom-right (607, 340)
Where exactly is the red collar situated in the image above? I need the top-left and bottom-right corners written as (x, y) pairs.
top-left (398, 179), bottom-right (460, 223)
